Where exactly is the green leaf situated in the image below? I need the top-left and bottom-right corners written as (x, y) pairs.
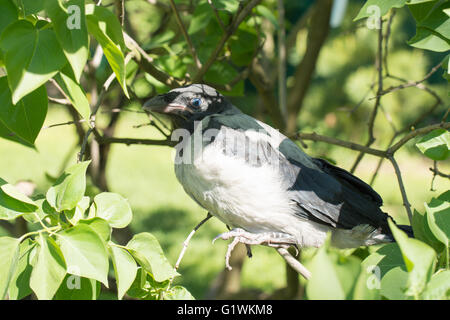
top-left (54, 275), bottom-right (100, 300)
top-left (425, 193), bottom-right (450, 261)
top-left (30, 234), bottom-right (67, 300)
top-left (164, 286), bottom-right (195, 300)
top-left (8, 239), bottom-right (35, 300)
top-left (65, 196), bottom-right (90, 225)
top-left (305, 241), bottom-right (361, 300)
top-left (408, 2), bottom-right (450, 52)
top-left (126, 267), bottom-right (151, 299)
top-left (0, 236), bottom-right (20, 299)
top-left (416, 129), bottom-right (450, 160)
top-left (204, 61), bottom-right (244, 96)
top-left (211, 0), bottom-right (239, 13)
top-left (143, 31), bottom-right (175, 50)
top-left (54, 66), bottom-right (90, 120)
top-left (412, 209), bottom-right (445, 253)
top-left (0, 20), bottom-right (67, 104)
top-left (85, 4), bottom-right (128, 97)
top-left (354, 0), bottom-right (407, 21)
top-left (0, 77), bottom-right (48, 146)
top-left (93, 192), bottom-right (132, 229)
top-left (380, 266), bottom-right (410, 300)
top-left (229, 26), bottom-right (258, 67)
top-left (109, 245), bottom-right (137, 300)
top-left (78, 217), bottom-right (111, 242)
top-left (0, 177), bottom-right (38, 220)
top-left (46, 161), bottom-right (90, 212)
top-left (255, 5), bottom-right (278, 29)
top-left (361, 243), bottom-right (405, 278)
top-left (422, 270), bottom-right (450, 299)
top-left (306, 246), bottom-right (346, 299)
top-left (408, 0), bottom-right (438, 22)
top-left (188, 3), bottom-right (213, 35)
top-left (127, 233), bottom-right (179, 282)
top-left (0, 0), bottom-right (18, 36)
top-left (45, 0), bottom-right (89, 82)
top-left (352, 264), bottom-right (381, 300)
top-left (388, 219), bottom-right (436, 297)
top-left (56, 224), bottom-right (109, 286)
top-left (21, 0), bottom-right (45, 15)
top-left (85, 4), bottom-right (125, 50)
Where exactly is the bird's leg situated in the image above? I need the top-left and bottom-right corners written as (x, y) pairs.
top-left (213, 228), bottom-right (298, 270)
top-left (245, 244), bottom-right (253, 258)
top-left (174, 212), bottom-right (212, 271)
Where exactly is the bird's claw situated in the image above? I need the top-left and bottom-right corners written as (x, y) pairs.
top-left (213, 228), bottom-right (298, 270)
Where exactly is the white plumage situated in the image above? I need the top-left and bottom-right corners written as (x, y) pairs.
top-left (174, 119), bottom-right (391, 249)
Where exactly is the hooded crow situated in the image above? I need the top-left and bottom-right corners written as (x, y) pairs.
top-left (143, 84), bottom-right (412, 270)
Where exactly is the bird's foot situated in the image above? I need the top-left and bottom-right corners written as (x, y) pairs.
top-left (213, 228), bottom-right (298, 270)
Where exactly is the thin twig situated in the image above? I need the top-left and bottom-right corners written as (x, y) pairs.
top-left (207, 0), bottom-right (226, 32)
top-left (350, 18), bottom-right (384, 173)
top-left (277, 0), bottom-right (287, 122)
top-left (48, 96), bottom-right (72, 106)
top-left (97, 136), bottom-right (176, 147)
top-left (168, 0), bottom-right (202, 70)
top-left (388, 155), bottom-right (413, 225)
top-left (377, 61), bottom-right (444, 98)
top-left (124, 32), bottom-right (185, 88)
top-left (276, 247), bottom-right (311, 280)
top-left (295, 132), bottom-right (386, 157)
top-left (387, 122), bottom-right (450, 155)
top-left (429, 166), bottom-right (450, 179)
top-left (43, 119), bottom-right (87, 130)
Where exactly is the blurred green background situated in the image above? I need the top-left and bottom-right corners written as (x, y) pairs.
top-left (0, 0), bottom-right (448, 298)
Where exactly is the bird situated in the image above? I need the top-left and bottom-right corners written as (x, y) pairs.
top-left (143, 84), bottom-right (413, 273)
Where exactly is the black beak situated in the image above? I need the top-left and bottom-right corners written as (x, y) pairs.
top-left (143, 95), bottom-right (189, 114)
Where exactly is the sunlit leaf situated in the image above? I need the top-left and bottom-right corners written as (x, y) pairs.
top-left (0, 20), bottom-right (66, 104)
top-left (0, 236), bottom-right (20, 299)
top-left (416, 129), bottom-right (450, 160)
top-left (56, 224), bottom-right (109, 286)
top-left (0, 177), bottom-right (38, 220)
top-left (30, 234), bottom-right (67, 300)
top-left (354, 0), bottom-right (407, 21)
top-left (422, 270), bottom-right (450, 299)
top-left (45, 0), bottom-right (89, 82)
top-left (8, 239), bottom-right (35, 300)
top-left (110, 245), bottom-right (137, 300)
top-left (388, 219), bottom-right (436, 297)
top-left (46, 161), bottom-right (90, 212)
top-left (54, 66), bottom-right (90, 120)
top-left (164, 286), bottom-right (195, 300)
top-left (127, 233), bottom-right (179, 282)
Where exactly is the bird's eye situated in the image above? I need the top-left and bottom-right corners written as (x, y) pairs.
top-left (191, 98), bottom-right (202, 108)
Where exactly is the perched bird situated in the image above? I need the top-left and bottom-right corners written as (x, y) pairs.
top-left (143, 84), bottom-right (412, 272)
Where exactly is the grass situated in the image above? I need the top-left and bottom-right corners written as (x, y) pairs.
top-left (0, 106), bottom-right (448, 298)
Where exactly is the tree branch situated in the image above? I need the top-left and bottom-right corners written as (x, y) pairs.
top-left (286, 0), bottom-right (333, 134)
top-left (124, 32), bottom-right (186, 88)
top-left (388, 155), bottom-right (413, 224)
top-left (96, 135), bottom-right (176, 147)
top-left (168, 0), bottom-right (202, 70)
top-left (276, 247), bottom-right (311, 280)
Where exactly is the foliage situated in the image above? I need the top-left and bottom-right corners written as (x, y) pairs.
top-left (300, 0), bottom-right (450, 300)
top-left (0, 161), bottom-right (189, 300)
top-left (0, 0), bottom-right (448, 300)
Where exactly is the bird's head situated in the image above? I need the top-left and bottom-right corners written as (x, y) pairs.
top-left (143, 84), bottom-right (230, 129)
